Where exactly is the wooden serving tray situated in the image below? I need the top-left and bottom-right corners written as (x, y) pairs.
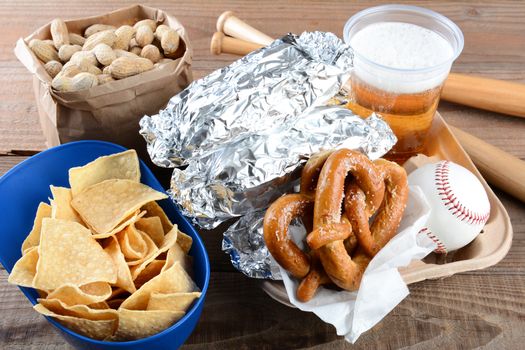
top-left (261, 112), bottom-right (513, 307)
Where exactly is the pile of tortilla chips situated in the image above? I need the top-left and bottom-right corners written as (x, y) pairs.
top-left (8, 150), bottom-right (201, 341)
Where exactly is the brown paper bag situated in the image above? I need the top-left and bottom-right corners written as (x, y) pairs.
top-left (14, 4), bottom-right (192, 159)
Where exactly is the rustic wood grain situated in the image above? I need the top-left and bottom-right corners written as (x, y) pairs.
top-left (0, 0), bottom-right (524, 349)
top-left (1, 267), bottom-right (524, 349)
top-left (0, 0), bottom-right (524, 155)
top-left (0, 159), bottom-right (524, 349)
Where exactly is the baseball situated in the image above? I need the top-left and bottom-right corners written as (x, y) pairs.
top-left (408, 160), bottom-right (490, 253)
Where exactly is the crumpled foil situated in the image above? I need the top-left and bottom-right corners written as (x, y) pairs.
top-left (140, 31), bottom-right (354, 168)
top-left (222, 209), bottom-right (283, 280)
top-left (171, 108), bottom-right (394, 228)
top-left (140, 31), bottom-right (396, 232)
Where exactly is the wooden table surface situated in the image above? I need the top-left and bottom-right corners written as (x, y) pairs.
top-left (1, 1), bottom-right (524, 349)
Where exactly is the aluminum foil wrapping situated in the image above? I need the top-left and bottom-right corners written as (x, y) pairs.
top-left (139, 30), bottom-right (397, 278)
top-left (140, 31), bottom-right (396, 232)
top-left (222, 209), bottom-right (283, 280)
top-left (171, 108), bottom-right (394, 228)
top-left (140, 32), bottom-right (395, 229)
top-left (222, 208), bottom-right (311, 280)
top-left (140, 32), bottom-right (354, 168)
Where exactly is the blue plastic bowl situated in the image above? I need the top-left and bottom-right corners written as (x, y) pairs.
top-left (0, 140), bottom-right (210, 350)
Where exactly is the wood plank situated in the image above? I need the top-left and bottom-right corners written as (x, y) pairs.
top-left (1, 270), bottom-right (523, 349)
top-left (179, 274), bottom-right (525, 349)
top-left (441, 102), bottom-right (525, 159)
top-left (0, 1), bottom-right (524, 348)
top-left (2, 156), bottom-right (523, 276)
top-left (0, 156), bottom-right (29, 174)
top-left (0, 154), bottom-right (524, 349)
top-left (0, 1), bottom-right (524, 154)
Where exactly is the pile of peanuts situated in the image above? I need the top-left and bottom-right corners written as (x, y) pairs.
top-left (28, 19), bottom-right (181, 92)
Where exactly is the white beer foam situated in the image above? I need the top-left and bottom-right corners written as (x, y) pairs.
top-left (350, 22), bottom-right (454, 93)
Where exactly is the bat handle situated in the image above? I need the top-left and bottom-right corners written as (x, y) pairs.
top-left (211, 32), bottom-right (264, 56)
top-left (216, 11), bottom-right (274, 46)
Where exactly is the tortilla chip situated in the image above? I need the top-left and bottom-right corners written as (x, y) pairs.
top-left (116, 224), bottom-right (148, 261)
top-left (135, 216), bottom-right (164, 247)
top-left (69, 150), bottom-right (140, 196)
top-left (147, 292), bottom-right (201, 312)
top-left (104, 237), bottom-right (136, 293)
top-left (7, 247), bottom-right (38, 287)
top-left (46, 282), bottom-right (112, 306)
top-left (81, 282), bottom-right (113, 297)
top-left (50, 186), bottom-right (83, 224)
top-left (121, 262), bottom-right (198, 311)
top-left (21, 203), bottom-right (51, 254)
top-left (88, 301), bottom-right (109, 310)
top-left (129, 227), bottom-right (178, 279)
top-left (34, 303), bottom-right (117, 340)
top-left (91, 210), bottom-right (145, 240)
top-left (162, 244), bottom-right (191, 274)
top-left (38, 298), bottom-right (117, 321)
top-left (141, 201), bottom-right (173, 233)
top-left (176, 230), bottom-right (193, 254)
top-left (125, 229), bottom-right (158, 267)
top-left (71, 179), bottom-right (167, 235)
top-left (33, 219), bottom-right (116, 290)
top-left (133, 260), bottom-right (165, 289)
top-left (110, 309), bottom-right (185, 341)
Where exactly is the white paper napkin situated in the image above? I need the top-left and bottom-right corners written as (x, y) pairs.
top-left (280, 186), bottom-right (436, 343)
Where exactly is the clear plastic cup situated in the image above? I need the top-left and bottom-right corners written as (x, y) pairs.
top-left (343, 5), bottom-right (464, 162)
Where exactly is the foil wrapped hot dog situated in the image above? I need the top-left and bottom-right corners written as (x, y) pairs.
top-left (170, 107), bottom-right (394, 229)
top-left (140, 32), bottom-right (353, 168)
top-left (140, 31), bottom-right (396, 230)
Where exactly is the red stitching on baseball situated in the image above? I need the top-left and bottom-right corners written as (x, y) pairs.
top-left (419, 227), bottom-right (447, 253)
top-left (434, 161), bottom-right (490, 225)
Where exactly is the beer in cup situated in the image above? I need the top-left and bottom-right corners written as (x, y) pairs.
top-left (343, 5), bottom-right (464, 162)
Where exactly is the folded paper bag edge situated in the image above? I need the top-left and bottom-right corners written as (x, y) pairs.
top-left (14, 38), bottom-right (52, 84)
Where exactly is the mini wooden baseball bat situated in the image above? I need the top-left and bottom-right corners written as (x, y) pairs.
top-left (442, 75), bottom-right (525, 119)
top-left (216, 11), bottom-right (274, 46)
top-left (210, 32), bottom-right (263, 56)
top-left (212, 11), bottom-right (525, 119)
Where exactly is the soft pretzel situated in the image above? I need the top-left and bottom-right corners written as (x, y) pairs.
top-left (342, 214), bottom-right (358, 255)
top-left (302, 150), bottom-right (363, 257)
top-left (312, 149), bottom-right (385, 228)
top-left (263, 193), bottom-right (313, 278)
top-left (264, 148), bottom-right (408, 301)
top-left (296, 252), bottom-right (331, 302)
top-left (310, 156), bottom-right (408, 290)
top-left (308, 149), bottom-right (384, 290)
top-left (263, 151), bottom-right (354, 285)
top-left (307, 222), bottom-right (353, 249)
top-left (345, 159), bottom-right (409, 257)
top-left (300, 150), bottom-right (334, 200)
